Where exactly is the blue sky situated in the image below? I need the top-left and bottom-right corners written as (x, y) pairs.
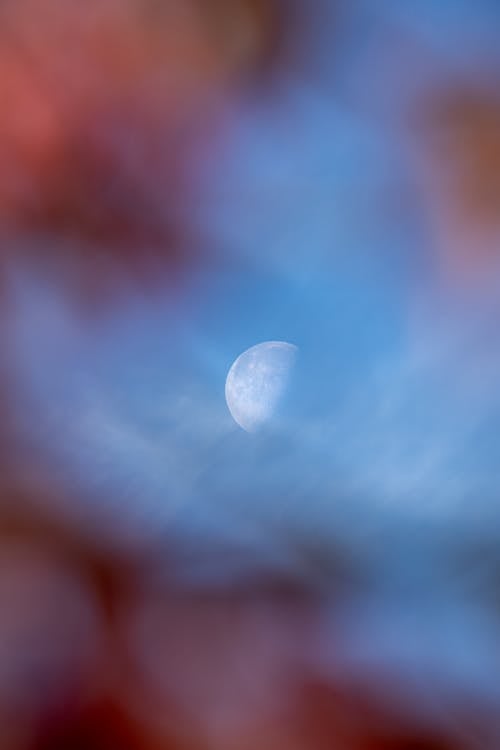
top-left (7, 0), bottom-right (500, 587)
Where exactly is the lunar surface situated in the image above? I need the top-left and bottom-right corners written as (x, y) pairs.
top-left (225, 341), bottom-right (298, 432)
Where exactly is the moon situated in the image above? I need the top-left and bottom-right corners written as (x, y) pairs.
top-left (225, 341), bottom-right (298, 432)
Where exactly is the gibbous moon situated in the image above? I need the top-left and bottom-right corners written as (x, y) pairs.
top-left (225, 341), bottom-right (298, 432)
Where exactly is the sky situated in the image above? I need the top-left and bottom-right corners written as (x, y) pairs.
top-left (3, 0), bottom-right (500, 604)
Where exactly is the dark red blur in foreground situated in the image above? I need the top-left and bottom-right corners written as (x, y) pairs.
top-left (0, 513), bottom-right (496, 750)
top-left (419, 86), bottom-right (500, 288)
top-left (0, 0), bottom-right (298, 307)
